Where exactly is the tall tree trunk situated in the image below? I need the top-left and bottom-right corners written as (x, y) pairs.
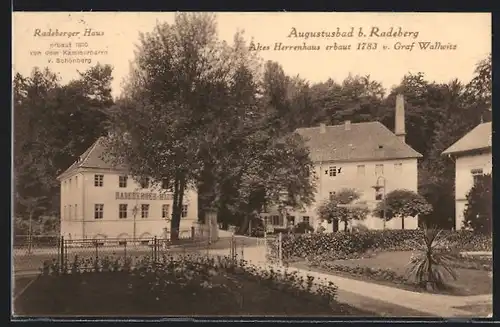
top-left (170, 175), bottom-right (185, 240)
top-left (344, 220), bottom-right (348, 232)
top-left (402, 217), bottom-right (405, 230)
top-left (239, 214), bottom-right (250, 235)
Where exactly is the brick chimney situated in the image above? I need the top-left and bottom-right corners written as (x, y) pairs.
top-left (344, 120), bottom-right (351, 131)
top-left (319, 123), bottom-right (326, 134)
top-left (395, 94), bottom-right (406, 143)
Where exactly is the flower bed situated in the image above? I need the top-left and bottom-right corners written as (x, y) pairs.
top-left (309, 261), bottom-right (409, 286)
top-left (14, 254), bottom-right (370, 316)
top-left (302, 259), bottom-right (492, 296)
top-left (294, 248), bottom-right (493, 297)
top-left (277, 230), bottom-right (492, 262)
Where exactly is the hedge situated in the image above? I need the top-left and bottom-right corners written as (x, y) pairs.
top-left (278, 230), bottom-right (492, 261)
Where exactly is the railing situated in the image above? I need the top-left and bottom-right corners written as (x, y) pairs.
top-left (12, 228), bottom-right (259, 275)
top-left (12, 227), bottom-right (212, 274)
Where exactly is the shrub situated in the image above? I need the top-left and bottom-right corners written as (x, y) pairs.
top-left (279, 229), bottom-right (491, 261)
top-left (39, 253), bottom-right (339, 308)
top-left (463, 173), bottom-right (492, 234)
top-left (293, 222), bottom-right (314, 234)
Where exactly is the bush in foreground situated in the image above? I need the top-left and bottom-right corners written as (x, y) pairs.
top-left (15, 254), bottom-right (366, 316)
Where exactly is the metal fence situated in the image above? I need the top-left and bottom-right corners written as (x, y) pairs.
top-left (12, 231), bottom-right (280, 275)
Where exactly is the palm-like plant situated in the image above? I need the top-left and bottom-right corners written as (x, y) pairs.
top-left (405, 227), bottom-right (457, 290)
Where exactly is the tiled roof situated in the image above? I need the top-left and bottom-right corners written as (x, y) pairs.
top-left (442, 122), bottom-right (492, 155)
top-left (295, 122), bottom-right (422, 162)
top-left (57, 137), bottom-right (126, 180)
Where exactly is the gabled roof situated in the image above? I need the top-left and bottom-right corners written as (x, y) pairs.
top-left (295, 121), bottom-right (422, 162)
top-left (57, 137), bottom-right (126, 180)
top-left (442, 122), bottom-right (492, 156)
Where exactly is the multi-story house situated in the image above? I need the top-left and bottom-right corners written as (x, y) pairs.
top-left (442, 121), bottom-right (492, 230)
top-left (260, 95), bottom-right (423, 232)
top-left (57, 137), bottom-right (198, 240)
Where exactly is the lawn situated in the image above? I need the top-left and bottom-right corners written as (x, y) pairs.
top-left (13, 254), bottom-right (372, 317)
top-left (292, 251), bottom-right (492, 296)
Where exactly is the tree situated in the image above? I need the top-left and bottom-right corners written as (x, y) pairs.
top-left (308, 74), bottom-right (386, 127)
top-left (418, 79), bottom-right (473, 229)
top-left (316, 188), bottom-right (369, 232)
top-left (406, 227), bottom-right (457, 290)
top-left (103, 13), bottom-right (271, 239)
top-left (464, 53), bottom-right (491, 122)
top-left (463, 173), bottom-right (492, 234)
top-left (14, 64), bottom-right (114, 223)
top-left (16, 193), bottom-right (47, 253)
top-left (13, 68), bottom-right (61, 218)
top-left (216, 131), bottom-right (317, 234)
top-left (373, 189), bottom-right (432, 230)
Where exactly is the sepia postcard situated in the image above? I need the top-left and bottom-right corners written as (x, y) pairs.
top-left (12, 12), bottom-right (492, 320)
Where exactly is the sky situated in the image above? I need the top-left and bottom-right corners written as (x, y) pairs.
top-left (12, 12), bottom-right (491, 98)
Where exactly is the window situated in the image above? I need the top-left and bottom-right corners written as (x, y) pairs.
top-left (357, 165), bottom-right (365, 176)
top-left (302, 216), bottom-right (310, 224)
top-left (375, 164), bottom-right (384, 176)
top-left (74, 204), bottom-right (77, 219)
top-left (471, 168), bottom-right (484, 185)
top-left (329, 191), bottom-right (336, 200)
top-left (94, 204), bottom-right (104, 219)
top-left (162, 204), bottom-right (170, 219)
top-left (75, 176), bottom-right (78, 187)
top-left (94, 174), bottom-right (104, 187)
top-left (119, 175), bottom-right (128, 188)
top-left (63, 205), bottom-right (66, 220)
top-left (329, 166), bottom-right (337, 177)
top-left (287, 216), bottom-right (296, 226)
top-left (119, 204), bottom-right (128, 219)
top-left (69, 178), bottom-right (72, 189)
top-left (271, 215), bottom-right (280, 225)
top-left (394, 163), bottom-right (403, 174)
top-left (141, 204), bottom-right (149, 218)
top-left (69, 205), bottom-right (72, 220)
top-left (140, 177), bottom-right (150, 189)
top-left (181, 205), bottom-right (188, 218)
top-left (375, 188), bottom-right (384, 201)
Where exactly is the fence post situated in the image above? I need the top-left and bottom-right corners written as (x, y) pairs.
top-left (230, 234), bottom-right (234, 261)
top-left (124, 240), bottom-right (127, 259)
top-left (278, 232), bottom-right (283, 266)
top-left (95, 239), bottom-right (99, 261)
top-left (241, 239), bottom-right (244, 260)
top-left (191, 226), bottom-right (195, 240)
top-left (60, 236), bottom-right (65, 273)
top-left (153, 236), bottom-right (157, 263)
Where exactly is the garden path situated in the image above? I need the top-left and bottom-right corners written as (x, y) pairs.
top-left (207, 244), bottom-right (492, 318)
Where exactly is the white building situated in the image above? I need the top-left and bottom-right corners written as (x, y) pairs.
top-left (261, 95), bottom-right (422, 231)
top-left (442, 122), bottom-right (492, 230)
top-left (57, 137), bottom-right (198, 240)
